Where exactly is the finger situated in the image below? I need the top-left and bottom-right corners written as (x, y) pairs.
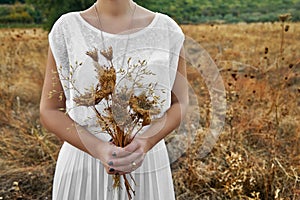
top-left (108, 150), bottom-right (144, 167)
top-left (115, 152), bottom-right (145, 173)
top-left (117, 155), bottom-right (145, 173)
top-left (124, 140), bottom-right (139, 153)
top-left (105, 166), bottom-right (115, 174)
top-left (104, 146), bottom-right (124, 160)
top-left (114, 141), bottom-right (139, 158)
top-left (105, 166), bottom-right (126, 175)
top-left (106, 169), bottom-right (125, 175)
top-left (100, 142), bottom-right (120, 161)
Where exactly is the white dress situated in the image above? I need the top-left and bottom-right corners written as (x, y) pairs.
top-left (48, 10), bottom-right (184, 200)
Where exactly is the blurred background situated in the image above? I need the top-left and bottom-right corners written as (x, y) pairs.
top-left (0, 0), bottom-right (300, 28)
top-left (0, 0), bottom-right (299, 199)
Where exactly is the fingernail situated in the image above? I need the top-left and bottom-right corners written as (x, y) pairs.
top-left (108, 161), bottom-right (113, 166)
top-left (109, 168), bottom-right (115, 172)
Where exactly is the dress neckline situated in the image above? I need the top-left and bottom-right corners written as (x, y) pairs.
top-left (76, 11), bottom-right (160, 38)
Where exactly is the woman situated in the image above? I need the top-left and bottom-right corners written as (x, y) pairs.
top-left (40, 0), bottom-right (188, 199)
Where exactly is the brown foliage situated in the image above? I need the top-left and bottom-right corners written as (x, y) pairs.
top-left (0, 21), bottom-right (300, 199)
top-left (171, 21), bottom-right (300, 199)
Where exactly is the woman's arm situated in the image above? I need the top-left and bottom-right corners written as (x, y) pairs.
top-left (107, 47), bottom-right (189, 173)
top-left (40, 48), bottom-right (119, 174)
top-left (137, 47), bottom-right (188, 151)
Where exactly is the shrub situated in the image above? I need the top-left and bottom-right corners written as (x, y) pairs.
top-left (0, 6), bottom-right (12, 16)
top-left (0, 3), bottom-right (36, 24)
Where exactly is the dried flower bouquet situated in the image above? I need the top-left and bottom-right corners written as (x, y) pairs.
top-left (56, 46), bottom-right (163, 199)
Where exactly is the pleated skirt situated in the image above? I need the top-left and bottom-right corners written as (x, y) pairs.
top-left (52, 131), bottom-right (176, 200)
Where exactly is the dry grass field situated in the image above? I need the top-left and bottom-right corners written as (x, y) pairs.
top-left (0, 21), bottom-right (299, 199)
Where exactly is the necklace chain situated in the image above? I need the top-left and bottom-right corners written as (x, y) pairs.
top-left (94, 2), bottom-right (137, 63)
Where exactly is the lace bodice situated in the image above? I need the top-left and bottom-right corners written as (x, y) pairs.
top-left (48, 11), bottom-right (185, 127)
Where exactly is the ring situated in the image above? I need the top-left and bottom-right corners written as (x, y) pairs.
top-left (131, 161), bottom-right (137, 167)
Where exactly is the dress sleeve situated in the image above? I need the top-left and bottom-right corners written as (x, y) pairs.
top-left (48, 15), bottom-right (70, 100)
top-left (167, 17), bottom-right (185, 88)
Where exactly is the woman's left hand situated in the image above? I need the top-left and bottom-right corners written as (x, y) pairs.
top-left (107, 136), bottom-right (152, 175)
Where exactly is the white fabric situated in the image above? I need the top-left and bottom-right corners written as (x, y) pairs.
top-left (49, 11), bottom-right (184, 200)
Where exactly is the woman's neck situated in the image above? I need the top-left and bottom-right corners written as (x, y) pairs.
top-left (95, 0), bottom-right (135, 17)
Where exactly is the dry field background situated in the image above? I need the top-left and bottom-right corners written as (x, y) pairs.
top-left (0, 21), bottom-right (299, 199)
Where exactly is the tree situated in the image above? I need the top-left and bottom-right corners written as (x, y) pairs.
top-left (25, 0), bottom-right (300, 28)
top-left (26, 0), bottom-right (94, 29)
top-left (0, 0), bottom-right (26, 4)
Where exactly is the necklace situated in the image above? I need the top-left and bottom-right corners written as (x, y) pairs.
top-left (94, 2), bottom-right (137, 66)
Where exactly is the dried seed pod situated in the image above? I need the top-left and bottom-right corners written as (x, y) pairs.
top-left (285, 25), bottom-right (290, 32)
top-left (264, 47), bottom-right (269, 54)
top-left (100, 46), bottom-right (113, 61)
top-left (86, 48), bottom-right (99, 62)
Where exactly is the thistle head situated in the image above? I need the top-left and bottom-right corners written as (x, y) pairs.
top-left (86, 48), bottom-right (99, 62)
top-left (100, 46), bottom-right (113, 61)
top-left (129, 92), bottom-right (160, 126)
top-left (278, 13), bottom-right (291, 22)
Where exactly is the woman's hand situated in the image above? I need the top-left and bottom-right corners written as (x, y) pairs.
top-left (97, 136), bottom-right (151, 175)
top-left (95, 141), bottom-right (123, 175)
